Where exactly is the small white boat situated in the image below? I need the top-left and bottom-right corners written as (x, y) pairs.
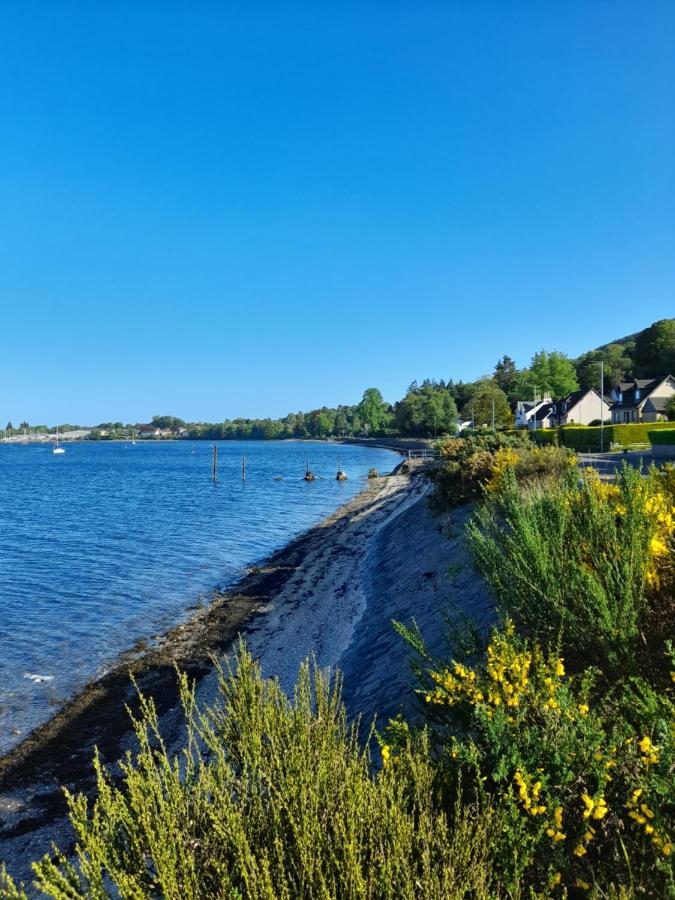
top-left (52, 429), bottom-right (65, 454)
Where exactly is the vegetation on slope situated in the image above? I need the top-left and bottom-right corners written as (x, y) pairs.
top-left (1, 439), bottom-right (673, 898)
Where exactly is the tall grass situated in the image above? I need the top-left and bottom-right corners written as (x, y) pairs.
top-left (466, 465), bottom-right (665, 678)
top-left (1, 645), bottom-right (495, 899)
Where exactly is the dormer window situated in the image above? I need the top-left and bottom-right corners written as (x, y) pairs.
top-left (635, 388), bottom-right (640, 401)
top-left (618, 392), bottom-right (623, 402)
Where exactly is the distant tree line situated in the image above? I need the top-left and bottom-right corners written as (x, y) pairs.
top-left (5, 320), bottom-right (673, 440)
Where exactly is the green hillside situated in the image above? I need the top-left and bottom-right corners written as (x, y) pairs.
top-left (574, 318), bottom-right (675, 390)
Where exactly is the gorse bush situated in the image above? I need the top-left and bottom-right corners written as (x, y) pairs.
top-left (467, 464), bottom-right (674, 679)
top-left (391, 622), bottom-right (675, 896)
top-left (487, 445), bottom-right (574, 495)
top-left (430, 431), bottom-right (572, 509)
top-left (0, 646), bottom-right (495, 900)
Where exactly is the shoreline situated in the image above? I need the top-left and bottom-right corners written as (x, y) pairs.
top-left (0, 458), bottom-right (429, 877)
top-left (0, 455), bottom-right (494, 884)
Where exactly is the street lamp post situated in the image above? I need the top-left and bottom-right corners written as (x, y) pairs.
top-left (599, 361), bottom-right (605, 454)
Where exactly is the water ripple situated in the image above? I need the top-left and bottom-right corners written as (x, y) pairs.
top-left (0, 440), bottom-right (396, 752)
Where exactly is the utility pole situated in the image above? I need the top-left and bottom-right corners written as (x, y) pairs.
top-left (600, 360), bottom-right (605, 453)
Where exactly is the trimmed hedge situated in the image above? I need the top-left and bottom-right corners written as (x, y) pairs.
top-left (558, 426), bottom-right (604, 452)
top-left (531, 429), bottom-right (557, 445)
top-left (649, 428), bottom-right (675, 445)
top-left (520, 421), bottom-right (675, 452)
top-left (608, 421), bottom-right (674, 445)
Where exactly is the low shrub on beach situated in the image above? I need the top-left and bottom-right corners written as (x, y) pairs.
top-left (467, 463), bottom-right (674, 679)
top-left (391, 622), bottom-right (675, 896)
top-left (430, 431), bottom-right (574, 509)
top-left (0, 646), bottom-right (494, 900)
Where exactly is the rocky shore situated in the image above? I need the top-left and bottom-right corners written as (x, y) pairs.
top-left (0, 460), bottom-right (493, 886)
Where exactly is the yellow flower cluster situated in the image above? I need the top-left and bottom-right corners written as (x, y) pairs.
top-left (545, 805), bottom-right (566, 843)
top-left (513, 770), bottom-right (547, 817)
top-left (425, 623), bottom-right (569, 722)
top-left (571, 794), bottom-right (607, 859)
top-left (487, 447), bottom-right (520, 493)
top-left (486, 625), bottom-right (532, 710)
top-left (425, 661), bottom-right (484, 707)
top-left (638, 735), bottom-right (660, 766)
top-left (581, 791), bottom-right (608, 821)
top-left (625, 788), bottom-right (672, 856)
top-left (581, 468), bottom-right (674, 591)
top-left (644, 490), bottom-right (675, 589)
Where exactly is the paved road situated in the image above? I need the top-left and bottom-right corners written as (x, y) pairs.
top-left (578, 449), bottom-right (672, 478)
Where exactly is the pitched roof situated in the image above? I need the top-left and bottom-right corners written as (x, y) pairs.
top-left (642, 396), bottom-right (670, 412)
top-left (611, 377), bottom-right (664, 410)
top-left (553, 388), bottom-right (608, 417)
top-left (533, 402), bottom-right (556, 422)
top-left (558, 389), bottom-right (586, 408)
top-left (616, 379), bottom-right (657, 392)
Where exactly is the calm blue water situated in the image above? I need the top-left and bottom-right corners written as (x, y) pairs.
top-left (0, 440), bottom-right (396, 753)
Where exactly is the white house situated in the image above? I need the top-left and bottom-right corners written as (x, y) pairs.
top-left (555, 388), bottom-right (611, 426)
top-left (514, 397), bottom-right (553, 428)
top-left (515, 388), bottom-right (612, 429)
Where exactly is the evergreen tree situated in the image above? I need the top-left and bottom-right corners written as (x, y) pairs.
top-left (493, 355), bottom-right (519, 400)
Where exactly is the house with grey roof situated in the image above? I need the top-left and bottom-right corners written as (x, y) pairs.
top-left (609, 376), bottom-right (675, 424)
top-left (515, 388), bottom-right (611, 429)
top-left (514, 397), bottom-right (553, 428)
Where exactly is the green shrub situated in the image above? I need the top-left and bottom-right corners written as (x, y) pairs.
top-left (650, 429), bottom-right (675, 446)
top-left (558, 422), bottom-right (675, 452)
top-left (393, 622), bottom-right (675, 896)
top-left (430, 432), bottom-right (565, 510)
top-left (0, 646), bottom-right (495, 900)
top-left (531, 429), bottom-right (557, 445)
top-left (610, 422), bottom-right (675, 446)
top-left (466, 465), bottom-right (672, 678)
top-left (559, 426), bottom-right (605, 452)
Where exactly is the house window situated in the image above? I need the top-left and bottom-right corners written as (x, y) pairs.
top-left (618, 392), bottom-right (623, 402)
top-left (635, 389), bottom-right (640, 401)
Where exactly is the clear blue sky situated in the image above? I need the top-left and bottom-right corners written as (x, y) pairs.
top-left (1, 2), bottom-right (673, 424)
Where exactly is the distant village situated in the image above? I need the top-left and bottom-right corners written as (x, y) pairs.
top-left (2, 373), bottom-right (674, 445)
top-left (506, 374), bottom-right (675, 432)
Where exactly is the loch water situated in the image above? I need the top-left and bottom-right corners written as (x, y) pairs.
top-left (0, 440), bottom-right (397, 754)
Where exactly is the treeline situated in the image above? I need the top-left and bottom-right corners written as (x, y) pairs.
top-left (7, 319), bottom-right (673, 441)
top-left (188, 383), bottom-right (462, 440)
top-left (170, 318), bottom-right (675, 439)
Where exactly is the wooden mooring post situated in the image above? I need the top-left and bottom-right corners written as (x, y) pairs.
top-left (212, 444), bottom-right (218, 482)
